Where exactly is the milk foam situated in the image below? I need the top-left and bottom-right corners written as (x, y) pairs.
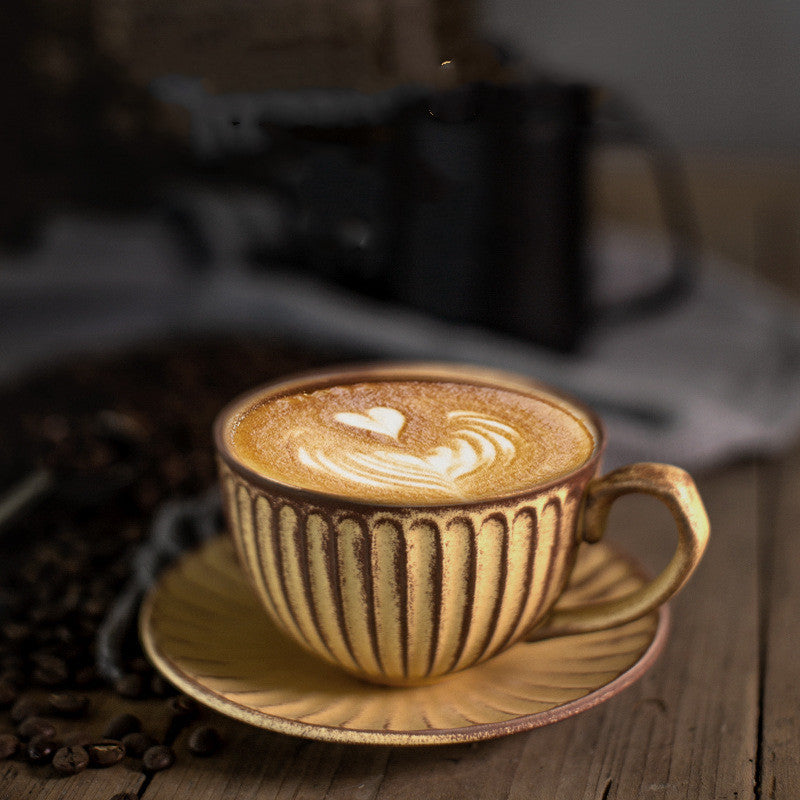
top-left (297, 409), bottom-right (518, 499)
top-left (229, 380), bottom-right (595, 503)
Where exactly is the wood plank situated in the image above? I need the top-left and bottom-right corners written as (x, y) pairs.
top-left (500, 461), bottom-right (760, 799)
top-left (144, 710), bottom-right (532, 800)
top-left (139, 461), bottom-right (759, 800)
top-left (759, 445), bottom-right (800, 799)
top-left (365, 737), bottom-right (530, 800)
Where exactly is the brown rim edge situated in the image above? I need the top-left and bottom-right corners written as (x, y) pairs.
top-left (139, 544), bottom-right (669, 746)
top-left (212, 361), bottom-right (608, 511)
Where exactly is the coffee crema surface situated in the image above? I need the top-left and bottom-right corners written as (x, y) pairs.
top-left (228, 380), bottom-right (595, 503)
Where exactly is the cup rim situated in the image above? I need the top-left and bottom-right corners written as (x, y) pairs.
top-left (213, 361), bottom-right (607, 510)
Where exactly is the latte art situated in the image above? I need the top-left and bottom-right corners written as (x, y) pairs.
top-left (297, 409), bottom-right (518, 499)
top-left (334, 406), bottom-right (405, 440)
top-left (229, 379), bottom-right (596, 503)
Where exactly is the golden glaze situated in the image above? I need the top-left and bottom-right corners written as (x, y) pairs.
top-left (140, 536), bottom-right (667, 745)
top-left (220, 463), bottom-right (584, 684)
top-left (214, 363), bottom-right (709, 686)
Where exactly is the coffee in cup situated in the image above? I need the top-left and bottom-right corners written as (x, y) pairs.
top-left (214, 363), bottom-right (709, 686)
top-left (229, 377), bottom-right (596, 504)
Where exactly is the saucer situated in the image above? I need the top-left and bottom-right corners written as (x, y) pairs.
top-left (140, 537), bottom-right (668, 745)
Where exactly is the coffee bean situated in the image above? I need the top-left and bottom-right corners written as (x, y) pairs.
top-left (1, 666), bottom-right (26, 688)
top-left (0, 645), bottom-right (27, 672)
top-left (80, 597), bottom-right (106, 619)
top-left (114, 673), bottom-right (145, 699)
top-left (142, 744), bottom-right (174, 772)
top-left (103, 713), bottom-right (141, 740)
top-left (29, 604), bottom-right (66, 626)
top-left (163, 693), bottom-right (198, 742)
top-left (150, 674), bottom-right (176, 698)
top-left (27, 734), bottom-right (58, 764)
top-left (31, 653), bottom-right (69, 686)
top-left (86, 739), bottom-right (126, 767)
top-left (168, 694), bottom-right (197, 719)
top-left (77, 618), bottom-right (99, 639)
top-left (18, 716), bottom-right (57, 741)
top-left (121, 732), bottom-right (153, 758)
top-left (2, 652), bottom-right (26, 673)
top-left (10, 694), bottom-right (47, 722)
top-left (188, 725), bottom-right (222, 757)
top-left (52, 744), bottom-right (89, 775)
top-left (73, 665), bottom-right (98, 688)
top-left (60, 583), bottom-right (83, 615)
top-left (0, 679), bottom-right (18, 706)
top-left (47, 691), bottom-right (89, 717)
top-left (51, 625), bottom-right (76, 646)
top-left (59, 556), bottom-right (84, 579)
top-left (0, 342), bottom-right (316, 778)
top-left (2, 621), bottom-right (32, 644)
top-left (0, 733), bottom-right (19, 759)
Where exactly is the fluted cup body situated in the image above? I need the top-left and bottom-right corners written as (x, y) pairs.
top-left (218, 464), bottom-right (597, 686)
top-left (214, 364), bottom-right (604, 686)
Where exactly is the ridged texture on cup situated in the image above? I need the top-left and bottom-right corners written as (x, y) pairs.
top-left (220, 464), bottom-right (585, 685)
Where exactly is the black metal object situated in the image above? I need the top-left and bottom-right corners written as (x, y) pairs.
top-left (222, 77), bottom-right (594, 352)
top-left (389, 81), bottom-right (592, 351)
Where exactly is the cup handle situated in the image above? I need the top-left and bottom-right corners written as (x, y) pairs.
top-left (529, 462), bottom-right (710, 640)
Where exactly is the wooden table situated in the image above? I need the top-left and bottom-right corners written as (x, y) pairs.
top-left (3, 154), bottom-right (800, 798)
top-left (2, 448), bottom-right (799, 798)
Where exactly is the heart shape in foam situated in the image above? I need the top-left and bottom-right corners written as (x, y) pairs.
top-left (334, 407), bottom-right (406, 441)
top-left (301, 408), bottom-right (519, 499)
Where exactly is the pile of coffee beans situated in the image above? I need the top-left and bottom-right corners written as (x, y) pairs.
top-left (0, 336), bottom-right (324, 780)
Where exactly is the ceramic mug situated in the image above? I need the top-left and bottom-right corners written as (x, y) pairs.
top-left (214, 363), bottom-right (709, 686)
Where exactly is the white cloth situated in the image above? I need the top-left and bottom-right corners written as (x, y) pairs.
top-left (2, 209), bottom-right (799, 470)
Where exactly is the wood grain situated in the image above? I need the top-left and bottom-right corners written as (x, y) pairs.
top-left (1, 450), bottom-right (789, 798)
top-left (503, 462), bottom-right (760, 799)
top-left (760, 446), bottom-right (800, 799)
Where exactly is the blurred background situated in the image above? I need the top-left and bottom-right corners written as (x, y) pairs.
top-left (1, 0), bottom-right (799, 473)
top-left (1, 0), bottom-right (800, 693)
